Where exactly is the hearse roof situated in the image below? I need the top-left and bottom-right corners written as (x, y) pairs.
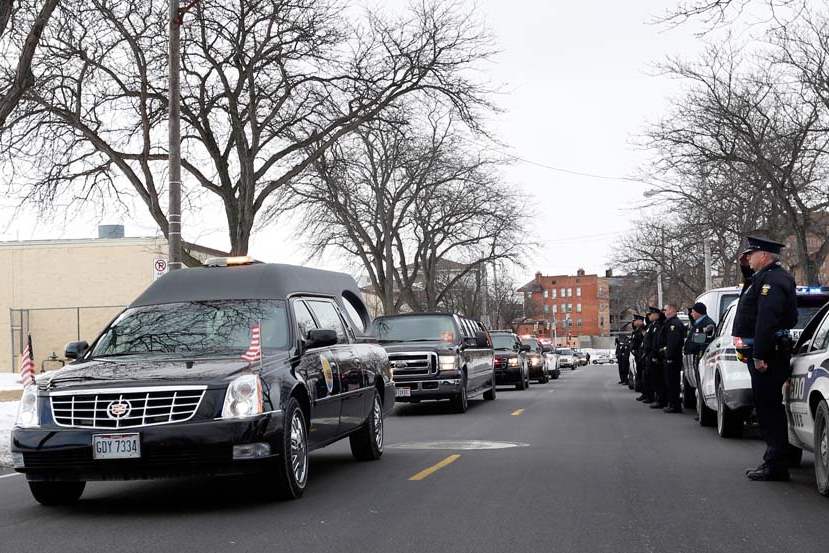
top-left (130, 263), bottom-right (365, 308)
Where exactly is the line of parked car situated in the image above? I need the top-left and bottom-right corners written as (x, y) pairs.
top-left (627, 284), bottom-right (829, 497)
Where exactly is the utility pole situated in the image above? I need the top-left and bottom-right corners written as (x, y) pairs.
top-left (657, 228), bottom-right (665, 307)
top-left (481, 264), bottom-right (490, 328)
top-left (703, 238), bottom-right (712, 291)
top-left (167, 0), bottom-right (183, 270)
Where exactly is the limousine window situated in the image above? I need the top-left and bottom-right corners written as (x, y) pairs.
top-left (492, 334), bottom-right (517, 350)
top-left (91, 300), bottom-right (289, 357)
top-left (370, 315), bottom-right (456, 343)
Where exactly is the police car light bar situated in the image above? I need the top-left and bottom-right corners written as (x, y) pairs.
top-left (796, 286), bottom-right (829, 295)
top-left (204, 256), bottom-right (256, 267)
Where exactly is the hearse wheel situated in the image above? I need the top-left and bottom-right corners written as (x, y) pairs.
top-left (350, 391), bottom-right (384, 461)
top-left (28, 481), bottom-right (85, 506)
top-left (269, 397), bottom-right (308, 499)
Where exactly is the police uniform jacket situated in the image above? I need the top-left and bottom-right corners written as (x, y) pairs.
top-left (660, 315), bottom-right (686, 365)
top-left (683, 314), bottom-right (715, 355)
top-left (629, 328), bottom-right (644, 359)
top-left (732, 261), bottom-right (798, 361)
top-left (643, 319), bottom-right (662, 361)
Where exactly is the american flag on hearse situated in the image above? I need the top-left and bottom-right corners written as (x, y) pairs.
top-left (18, 334), bottom-right (36, 386)
top-left (241, 323), bottom-right (262, 363)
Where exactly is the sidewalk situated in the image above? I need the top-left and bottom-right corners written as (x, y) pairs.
top-left (0, 400), bottom-right (18, 466)
top-left (0, 373), bottom-right (23, 401)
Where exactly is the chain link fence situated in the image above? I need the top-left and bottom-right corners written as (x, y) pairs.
top-left (7, 306), bottom-right (125, 373)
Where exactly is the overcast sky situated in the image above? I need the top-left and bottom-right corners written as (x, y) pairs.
top-left (0, 0), bottom-right (708, 284)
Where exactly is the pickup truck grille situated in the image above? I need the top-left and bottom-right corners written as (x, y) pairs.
top-left (388, 352), bottom-right (437, 377)
top-left (50, 386), bottom-right (207, 429)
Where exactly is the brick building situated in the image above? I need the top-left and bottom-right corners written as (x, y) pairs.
top-left (515, 269), bottom-right (610, 344)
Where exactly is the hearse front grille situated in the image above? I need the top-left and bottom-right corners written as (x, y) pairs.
top-left (50, 386), bottom-right (207, 429)
top-left (388, 352), bottom-right (437, 377)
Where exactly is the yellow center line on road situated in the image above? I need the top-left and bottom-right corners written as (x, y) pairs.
top-left (409, 454), bottom-right (461, 481)
top-left (511, 408), bottom-right (525, 416)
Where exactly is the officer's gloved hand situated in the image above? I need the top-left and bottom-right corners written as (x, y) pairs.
top-left (739, 253), bottom-right (754, 281)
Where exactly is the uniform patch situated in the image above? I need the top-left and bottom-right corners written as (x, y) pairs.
top-left (670, 325), bottom-right (675, 331)
top-left (761, 284), bottom-right (771, 296)
top-left (320, 354), bottom-right (334, 394)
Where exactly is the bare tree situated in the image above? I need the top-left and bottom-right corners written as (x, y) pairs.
top-left (642, 45), bottom-right (829, 284)
top-left (0, 0), bottom-right (495, 262)
top-left (0, 0), bottom-right (59, 127)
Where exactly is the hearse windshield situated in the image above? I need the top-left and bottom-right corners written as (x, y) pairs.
top-left (90, 300), bottom-right (289, 358)
top-left (370, 315), bottom-right (457, 343)
top-left (491, 334), bottom-right (517, 350)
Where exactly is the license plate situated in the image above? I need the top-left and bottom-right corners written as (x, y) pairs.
top-left (92, 433), bottom-right (141, 460)
top-left (395, 387), bottom-right (412, 398)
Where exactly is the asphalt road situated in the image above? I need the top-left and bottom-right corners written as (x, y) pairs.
top-left (2, 364), bottom-right (829, 553)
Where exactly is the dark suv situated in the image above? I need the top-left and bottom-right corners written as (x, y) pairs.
top-left (11, 259), bottom-right (394, 505)
top-left (520, 335), bottom-right (549, 383)
top-left (369, 313), bottom-right (495, 413)
top-left (491, 331), bottom-right (530, 390)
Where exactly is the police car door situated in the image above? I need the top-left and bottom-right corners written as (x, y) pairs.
top-left (292, 299), bottom-right (342, 445)
top-left (700, 304), bottom-right (736, 410)
top-left (788, 305), bottom-right (829, 449)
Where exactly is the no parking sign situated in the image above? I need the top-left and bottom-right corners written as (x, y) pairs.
top-left (153, 258), bottom-right (168, 280)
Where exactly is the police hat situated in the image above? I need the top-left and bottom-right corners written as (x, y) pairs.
top-left (691, 302), bottom-right (707, 315)
top-left (739, 235), bottom-right (786, 256)
top-left (632, 314), bottom-right (645, 321)
top-left (647, 306), bottom-right (661, 314)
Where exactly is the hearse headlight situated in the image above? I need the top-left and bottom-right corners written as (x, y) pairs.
top-left (508, 358), bottom-right (519, 367)
top-left (15, 385), bottom-right (39, 428)
top-left (222, 375), bottom-right (264, 419)
top-left (439, 355), bottom-right (459, 374)
top-left (531, 357), bottom-right (542, 367)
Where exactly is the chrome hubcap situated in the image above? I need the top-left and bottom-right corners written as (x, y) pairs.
top-left (716, 387), bottom-right (724, 431)
top-left (821, 423), bottom-right (828, 467)
top-left (373, 398), bottom-right (383, 450)
top-left (290, 411), bottom-right (307, 486)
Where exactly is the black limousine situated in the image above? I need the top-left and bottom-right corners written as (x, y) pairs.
top-left (12, 258), bottom-right (394, 505)
top-left (369, 312), bottom-right (495, 412)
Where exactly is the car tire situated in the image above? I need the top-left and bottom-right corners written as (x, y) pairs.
top-left (814, 400), bottom-right (829, 496)
top-left (539, 372), bottom-right (549, 384)
top-left (28, 481), bottom-right (85, 506)
top-left (716, 379), bottom-right (743, 438)
top-left (682, 373), bottom-right (696, 409)
top-left (483, 374), bottom-right (497, 400)
top-left (697, 376), bottom-right (716, 427)
top-left (350, 391), bottom-right (384, 461)
top-left (268, 397), bottom-right (308, 499)
top-left (452, 375), bottom-right (469, 413)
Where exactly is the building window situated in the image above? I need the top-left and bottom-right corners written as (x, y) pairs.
top-left (543, 289), bottom-right (548, 298)
top-left (551, 289), bottom-right (557, 299)
top-left (544, 304), bottom-right (549, 313)
top-left (576, 287), bottom-right (581, 296)
top-left (560, 288), bottom-right (565, 297)
top-left (577, 319), bottom-right (583, 327)
top-left (552, 305), bottom-right (557, 313)
top-left (567, 288), bottom-right (573, 297)
top-left (576, 304), bottom-right (582, 313)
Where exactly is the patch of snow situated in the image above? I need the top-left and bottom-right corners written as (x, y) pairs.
top-left (0, 401), bottom-right (18, 467)
top-left (0, 372), bottom-right (23, 392)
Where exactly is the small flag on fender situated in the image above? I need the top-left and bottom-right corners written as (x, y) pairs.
top-left (241, 324), bottom-right (261, 363)
top-left (18, 334), bottom-right (36, 386)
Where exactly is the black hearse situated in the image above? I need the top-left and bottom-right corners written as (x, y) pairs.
top-left (369, 313), bottom-right (495, 412)
top-left (12, 258), bottom-right (394, 505)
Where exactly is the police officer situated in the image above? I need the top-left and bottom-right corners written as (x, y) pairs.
top-left (733, 235), bottom-right (798, 482)
top-left (684, 302), bottom-right (715, 417)
top-left (660, 303), bottom-right (687, 413)
top-left (630, 315), bottom-right (646, 396)
top-left (616, 334), bottom-right (630, 385)
top-left (643, 306), bottom-right (665, 406)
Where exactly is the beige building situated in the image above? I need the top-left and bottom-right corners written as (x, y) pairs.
top-left (1, 228), bottom-right (223, 373)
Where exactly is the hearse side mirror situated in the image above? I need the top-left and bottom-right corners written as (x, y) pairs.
top-left (65, 340), bottom-right (89, 360)
top-left (519, 344), bottom-right (531, 352)
top-left (305, 329), bottom-right (338, 349)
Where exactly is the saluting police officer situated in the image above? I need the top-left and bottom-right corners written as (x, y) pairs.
top-left (684, 302), bottom-right (716, 418)
top-left (630, 315), bottom-right (646, 395)
top-left (733, 235), bottom-right (798, 482)
top-left (660, 303), bottom-right (687, 413)
top-left (643, 306), bottom-right (665, 406)
top-left (616, 334), bottom-right (630, 385)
